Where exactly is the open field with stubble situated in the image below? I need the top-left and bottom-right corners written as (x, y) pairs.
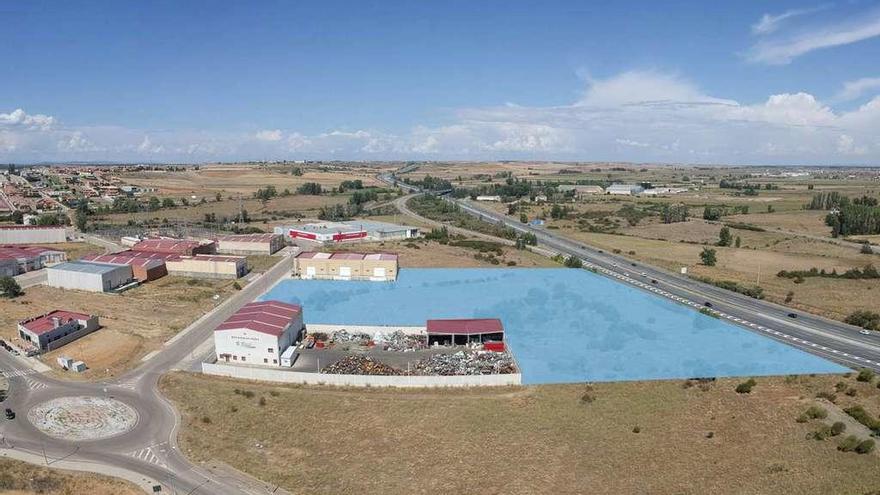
top-left (0, 457), bottom-right (140, 495)
top-left (162, 371), bottom-right (880, 495)
top-left (0, 276), bottom-right (238, 379)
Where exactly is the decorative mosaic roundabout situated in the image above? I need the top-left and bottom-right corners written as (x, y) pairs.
top-left (28, 396), bottom-right (138, 441)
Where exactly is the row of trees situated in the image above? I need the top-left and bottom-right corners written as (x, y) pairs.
top-left (826, 204), bottom-right (880, 236)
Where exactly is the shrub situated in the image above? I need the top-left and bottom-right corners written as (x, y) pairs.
top-left (705, 431), bottom-right (714, 439)
top-left (844, 405), bottom-right (880, 431)
top-left (811, 425), bottom-right (833, 440)
top-left (831, 422), bottom-right (846, 436)
top-left (857, 368), bottom-right (876, 382)
top-left (816, 391), bottom-right (837, 403)
top-left (258, 396), bottom-right (267, 406)
top-left (804, 405), bottom-right (828, 420)
top-left (838, 435), bottom-right (860, 452)
top-left (735, 378), bottom-right (757, 394)
top-left (632, 426), bottom-right (641, 433)
top-left (856, 439), bottom-right (875, 454)
top-left (200, 416), bottom-right (212, 424)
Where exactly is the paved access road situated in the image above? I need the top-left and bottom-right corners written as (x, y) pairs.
top-left (377, 173), bottom-right (880, 372)
top-left (0, 254), bottom-right (294, 494)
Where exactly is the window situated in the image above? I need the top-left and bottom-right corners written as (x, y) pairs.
top-left (233, 355), bottom-right (238, 360)
top-left (273, 359), bottom-right (277, 364)
top-left (263, 358), bottom-right (268, 363)
top-left (241, 356), bottom-right (246, 361)
top-left (268, 348), bottom-right (274, 353)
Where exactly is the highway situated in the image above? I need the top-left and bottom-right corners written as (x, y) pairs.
top-left (0, 254), bottom-right (295, 493)
top-left (379, 173), bottom-right (880, 373)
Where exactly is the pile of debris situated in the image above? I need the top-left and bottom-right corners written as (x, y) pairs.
top-left (331, 330), bottom-right (371, 346)
top-left (410, 351), bottom-right (516, 376)
top-left (321, 356), bottom-right (402, 376)
top-left (375, 330), bottom-right (427, 351)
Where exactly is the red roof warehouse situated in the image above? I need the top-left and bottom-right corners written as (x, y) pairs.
top-left (214, 301), bottom-right (304, 366)
top-left (426, 318), bottom-right (505, 346)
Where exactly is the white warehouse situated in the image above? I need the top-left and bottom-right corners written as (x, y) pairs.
top-left (47, 261), bottom-right (133, 293)
top-left (0, 225), bottom-right (68, 244)
top-left (214, 300), bottom-right (304, 367)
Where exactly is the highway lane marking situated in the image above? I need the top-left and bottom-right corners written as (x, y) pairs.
top-left (0, 369), bottom-right (37, 378)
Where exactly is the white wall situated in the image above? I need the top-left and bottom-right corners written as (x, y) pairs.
top-left (306, 324), bottom-right (425, 337)
top-left (202, 362), bottom-right (522, 387)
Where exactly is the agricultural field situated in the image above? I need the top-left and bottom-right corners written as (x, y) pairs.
top-left (399, 163), bottom-right (880, 324)
top-left (0, 457), bottom-right (140, 495)
top-left (163, 370), bottom-right (880, 495)
top-left (0, 276), bottom-right (239, 379)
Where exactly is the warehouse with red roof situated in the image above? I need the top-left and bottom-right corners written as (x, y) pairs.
top-left (18, 310), bottom-right (100, 352)
top-left (214, 300), bottom-right (304, 366)
top-left (426, 318), bottom-right (505, 346)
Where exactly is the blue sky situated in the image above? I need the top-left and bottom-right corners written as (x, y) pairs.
top-left (2, 1), bottom-right (880, 164)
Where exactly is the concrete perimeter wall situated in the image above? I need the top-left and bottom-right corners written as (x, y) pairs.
top-left (202, 362), bottom-right (521, 387)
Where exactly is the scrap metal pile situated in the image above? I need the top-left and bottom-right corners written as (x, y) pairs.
top-left (375, 330), bottom-right (427, 351)
top-left (321, 356), bottom-right (402, 375)
top-left (331, 330), bottom-right (371, 345)
top-left (410, 351), bottom-right (516, 376)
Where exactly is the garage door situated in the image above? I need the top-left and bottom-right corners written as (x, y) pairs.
top-left (305, 266), bottom-right (316, 279)
top-left (372, 267), bottom-right (386, 280)
top-left (339, 266), bottom-right (352, 280)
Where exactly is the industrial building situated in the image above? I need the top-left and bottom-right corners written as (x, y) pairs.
top-left (557, 185), bottom-right (605, 197)
top-left (0, 245), bottom-right (67, 274)
top-left (165, 254), bottom-right (248, 279)
top-left (47, 261), bottom-right (133, 293)
top-left (216, 233), bottom-right (284, 255)
top-left (294, 251), bottom-right (398, 281)
top-left (275, 220), bottom-right (419, 244)
top-left (214, 300), bottom-right (304, 366)
top-left (131, 238), bottom-right (216, 256)
top-left (81, 253), bottom-right (168, 282)
top-left (426, 318), bottom-right (505, 346)
top-left (18, 310), bottom-right (100, 352)
top-left (0, 258), bottom-right (17, 277)
top-left (0, 225), bottom-right (67, 244)
top-left (606, 184), bottom-right (645, 196)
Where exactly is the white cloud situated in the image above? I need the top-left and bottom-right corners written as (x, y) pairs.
top-left (0, 108), bottom-right (56, 130)
top-left (748, 8), bottom-right (880, 64)
top-left (2, 70), bottom-right (880, 164)
top-left (751, 6), bottom-right (826, 35)
top-left (137, 136), bottom-right (164, 153)
top-left (254, 129), bottom-right (283, 141)
top-left (833, 76), bottom-right (880, 102)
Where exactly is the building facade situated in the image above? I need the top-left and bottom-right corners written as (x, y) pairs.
top-left (46, 261), bottom-right (133, 292)
top-left (216, 233), bottom-right (284, 255)
top-left (18, 310), bottom-right (100, 352)
top-left (606, 184), bottom-right (645, 196)
top-left (214, 300), bottom-right (304, 367)
top-left (165, 254), bottom-right (248, 279)
top-left (293, 252), bottom-right (398, 281)
top-left (275, 220), bottom-right (419, 245)
top-left (81, 253), bottom-right (168, 282)
top-left (0, 225), bottom-right (67, 244)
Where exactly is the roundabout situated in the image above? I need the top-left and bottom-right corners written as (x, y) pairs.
top-left (27, 396), bottom-right (139, 442)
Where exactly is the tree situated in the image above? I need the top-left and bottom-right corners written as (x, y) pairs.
top-left (700, 247), bottom-right (717, 266)
top-left (520, 212), bottom-right (528, 224)
top-left (148, 196), bottom-right (161, 211)
top-left (180, 197), bottom-right (189, 206)
top-left (162, 198), bottom-right (176, 208)
top-left (734, 236), bottom-right (741, 248)
top-left (703, 207), bottom-right (722, 221)
top-left (563, 256), bottom-right (583, 268)
top-left (74, 203), bottom-right (89, 232)
top-left (297, 182), bottom-right (323, 195)
top-left (844, 310), bottom-right (880, 331)
top-left (0, 276), bottom-right (23, 298)
top-left (215, 192), bottom-right (222, 202)
top-left (717, 226), bottom-right (732, 247)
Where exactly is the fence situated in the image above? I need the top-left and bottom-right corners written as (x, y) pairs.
top-left (201, 362), bottom-right (522, 388)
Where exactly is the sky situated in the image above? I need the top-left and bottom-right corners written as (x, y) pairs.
top-left (2, 0), bottom-right (880, 165)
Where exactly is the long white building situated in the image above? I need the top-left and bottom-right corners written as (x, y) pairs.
top-left (214, 300), bottom-right (304, 367)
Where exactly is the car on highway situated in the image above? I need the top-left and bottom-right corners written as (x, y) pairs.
top-left (650, 279), bottom-right (658, 284)
top-left (860, 330), bottom-right (872, 335)
top-left (704, 302), bottom-right (713, 308)
top-left (788, 313), bottom-right (798, 319)
top-left (5, 408), bottom-right (14, 420)
top-left (631, 262), bottom-right (637, 267)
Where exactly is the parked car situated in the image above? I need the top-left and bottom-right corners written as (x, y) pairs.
top-left (5, 408), bottom-right (14, 420)
top-left (787, 313), bottom-right (798, 319)
top-left (650, 279), bottom-right (658, 284)
top-left (704, 302), bottom-right (713, 308)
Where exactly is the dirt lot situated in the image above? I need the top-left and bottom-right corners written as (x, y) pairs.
top-left (163, 371), bottom-right (880, 495)
top-left (0, 277), bottom-right (238, 379)
top-left (41, 242), bottom-right (104, 260)
top-left (0, 457), bottom-right (140, 495)
top-left (318, 239), bottom-right (557, 268)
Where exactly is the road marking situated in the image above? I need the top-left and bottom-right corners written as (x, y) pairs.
top-left (129, 444), bottom-right (167, 467)
top-left (22, 377), bottom-right (47, 390)
top-left (0, 368), bottom-right (36, 378)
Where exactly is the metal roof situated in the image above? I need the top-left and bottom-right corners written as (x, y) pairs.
top-left (48, 260), bottom-right (126, 274)
top-left (20, 310), bottom-right (93, 335)
top-left (281, 220), bottom-right (416, 236)
top-left (296, 251), bottom-right (398, 261)
top-left (215, 300), bottom-right (302, 336)
top-left (81, 253), bottom-right (165, 268)
top-left (216, 233), bottom-right (280, 243)
top-left (426, 319), bottom-right (504, 335)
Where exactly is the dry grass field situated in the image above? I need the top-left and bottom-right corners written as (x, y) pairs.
top-left (43, 242), bottom-right (104, 260)
top-left (321, 239), bottom-right (557, 268)
top-left (0, 276), bottom-right (238, 379)
top-left (0, 457), bottom-right (140, 495)
top-left (162, 371), bottom-right (880, 495)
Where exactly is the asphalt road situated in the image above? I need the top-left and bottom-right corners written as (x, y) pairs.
top-left (0, 254), bottom-right (294, 494)
top-left (378, 173), bottom-right (880, 372)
